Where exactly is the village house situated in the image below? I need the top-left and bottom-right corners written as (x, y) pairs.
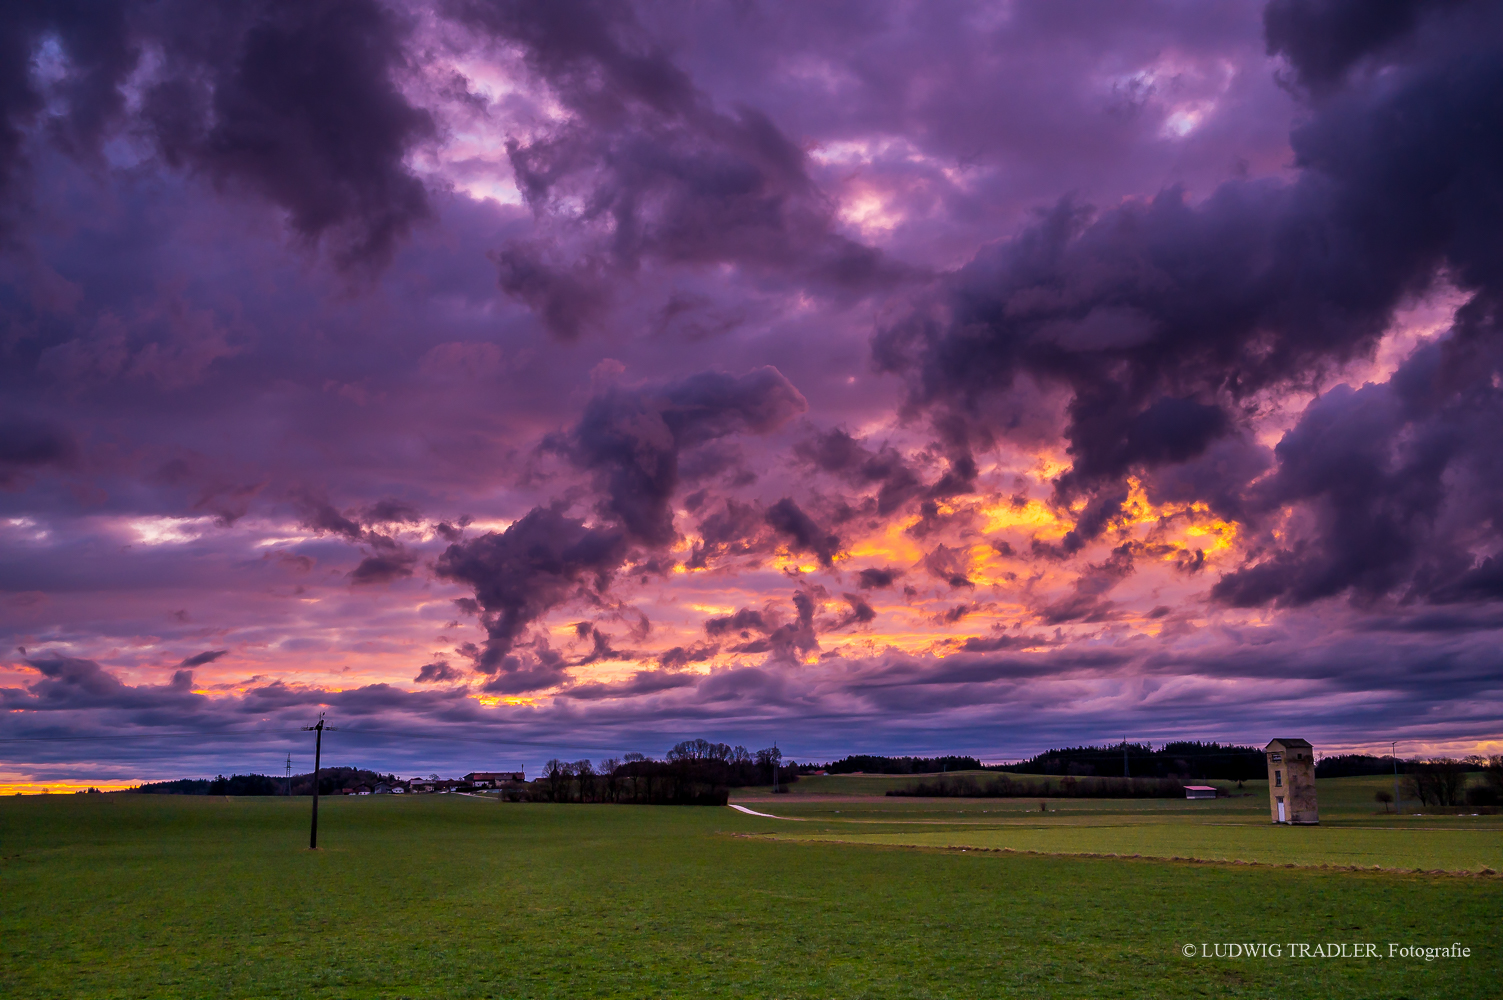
top-left (1265, 738), bottom-right (1318, 824)
top-left (1183, 785), bottom-right (1217, 800)
top-left (464, 771), bottom-right (524, 785)
top-left (407, 778), bottom-right (464, 793)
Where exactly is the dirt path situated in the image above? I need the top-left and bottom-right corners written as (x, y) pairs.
top-left (728, 804), bottom-right (804, 820)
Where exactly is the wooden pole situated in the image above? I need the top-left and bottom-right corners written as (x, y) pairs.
top-left (1392, 741), bottom-right (1401, 816)
top-left (310, 719), bottom-right (323, 849)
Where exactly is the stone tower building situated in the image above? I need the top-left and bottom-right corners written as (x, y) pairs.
top-left (1265, 738), bottom-right (1318, 824)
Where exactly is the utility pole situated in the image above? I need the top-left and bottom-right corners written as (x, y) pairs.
top-left (1123, 738), bottom-right (1130, 779)
top-left (285, 754), bottom-right (292, 797)
top-left (300, 714), bottom-right (336, 849)
top-left (1392, 741), bottom-right (1401, 816)
top-left (772, 741), bottom-right (780, 794)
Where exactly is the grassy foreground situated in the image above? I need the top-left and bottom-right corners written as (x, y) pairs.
top-left (0, 793), bottom-right (1497, 999)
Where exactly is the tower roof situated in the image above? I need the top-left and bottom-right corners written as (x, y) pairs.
top-left (1265, 738), bottom-right (1312, 749)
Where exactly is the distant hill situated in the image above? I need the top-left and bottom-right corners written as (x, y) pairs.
top-left (135, 766), bottom-right (399, 795)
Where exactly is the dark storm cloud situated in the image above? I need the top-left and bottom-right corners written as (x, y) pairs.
top-left (764, 498), bottom-right (840, 567)
top-left (922, 545), bottom-right (974, 589)
top-left (435, 504), bottom-right (628, 674)
top-left (958, 633), bottom-right (1053, 653)
top-left (1140, 433), bottom-right (1272, 521)
top-left (703, 592), bottom-right (818, 663)
top-left (1201, 0), bottom-right (1503, 608)
top-left (476, 648), bottom-right (572, 696)
top-left (1262, 0), bottom-right (1452, 93)
top-left (0, 415), bottom-right (78, 487)
top-left (140, 0), bottom-right (434, 267)
top-left (876, 0), bottom-right (1503, 575)
top-left (348, 549), bottom-right (418, 585)
top-left (3, 655), bottom-right (200, 711)
top-left (564, 366), bottom-right (807, 546)
top-left (832, 593), bottom-right (876, 629)
top-left (448, 0), bottom-right (906, 338)
top-left (0, 0), bottom-right (134, 216)
top-left (178, 649), bottom-right (228, 668)
top-left (1433, 558), bottom-right (1503, 604)
top-left (872, 180), bottom-right (1401, 543)
top-left (361, 498), bottom-right (423, 524)
top-left (571, 624), bottom-right (636, 666)
top-left (293, 494), bottom-right (420, 585)
top-left (656, 642), bottom-right (716, 670)
top-left (413, 660), bottom-right (464, 684)
top-left (1, 0), bottom-right (431, 265)
top-left (696, 665), bottom-right (786, 704)
top-left (491, 243), bottom-right (610, 342)
top-left (296, 496), bottom-right (364, 541)
top-left (794, 427), bottom-right (924, 515)
top-left (685, 498), bottom-right (773, 569)
top-left (704, 608), bottom-right (769, 638)
top-left (856, 566), bottom-right (902, 590)
top-left (1213, 334), bottom-right (1503, 607)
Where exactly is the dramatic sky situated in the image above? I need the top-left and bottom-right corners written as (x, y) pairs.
top-left (4, 0), bottom-right (1503, 789)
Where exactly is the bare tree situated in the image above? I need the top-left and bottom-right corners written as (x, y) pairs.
top-left (623, 752), bottom-right (645, 802)
top-left (669, 739), bottom-right (733, 762)
top-left (600, 758), bottom-right (621, 802)
top-left (1406, 758), bottom-right (1467, 807)
top-left (574, 759), bottom-right (595, 802)
top-left (755, 746), bottom-right (782, 783)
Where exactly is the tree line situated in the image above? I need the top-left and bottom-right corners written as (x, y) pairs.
top-left (887, 774), bottom-right (1192, 799)
top-left (135, 767), bottom-right (400, 796)
top-left (527, 740), bottom-right (799, 805)
top-left (812, 754), bottom-right (982, 774)
top-left (995, 742), bottom-right (1266, 781)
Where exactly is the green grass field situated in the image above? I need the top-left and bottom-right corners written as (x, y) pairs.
top-left (733, 775), bottom-right (1503, 873)
top-left (1, 790), bottom-right (1498, 998)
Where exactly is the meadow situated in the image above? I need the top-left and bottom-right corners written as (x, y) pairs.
top-left (0, 780), bottom-right (1497, 999)
top-left (741, 774), bottom-right (1503, 873)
